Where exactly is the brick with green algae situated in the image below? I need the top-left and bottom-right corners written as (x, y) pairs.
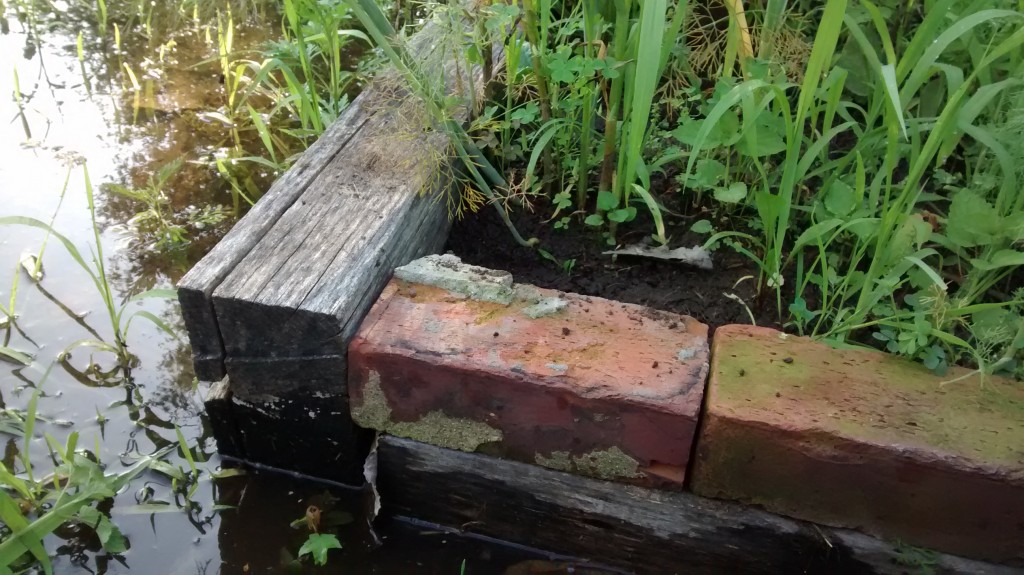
top-left (348, 260), bottom-right (710, 490)
top-left (691, 324), bottom-right (1024, 565)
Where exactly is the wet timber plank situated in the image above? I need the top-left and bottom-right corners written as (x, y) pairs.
top-left (375, 435), bottom-right (1020, 575)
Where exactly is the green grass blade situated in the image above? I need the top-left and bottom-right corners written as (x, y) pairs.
top-left (0, 490), bottom-right (52, 574)
top-left (0, 346), bottom-right (31, 365)
top-left (246, 105), bottom-right (277, 163)
top-left (0, 217), bottom-right (102, 294)
top-left (175, 426), bottom-right (197, 475)
top-left (900, 10), bottom-right (1023, 103)
top-left (630, 184), bottom-right (667, 244)
top-left (524, 120), bottom-right (568, 190)
top-left (621, 0), bottom-right (668, 202)
top-left (126, 288), bottom-right (177, 304)
top-left (124, 310), bottom-right (179, 341)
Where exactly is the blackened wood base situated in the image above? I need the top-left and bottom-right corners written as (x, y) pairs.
top-left (375, 435), bottom-right (1020, 575)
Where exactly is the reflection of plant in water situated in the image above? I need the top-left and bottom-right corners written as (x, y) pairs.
top-left (0, 164), bottom-right (178, 378)
top-left (107, 158), bottom-right (227, 252)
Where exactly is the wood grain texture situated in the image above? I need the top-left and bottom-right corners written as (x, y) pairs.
top-left (177, 99), bottom-right (371, 380)
top-left (179, 20), bottom-right (472, 379)
top-left (375, 436), bottom-right (1021, 575)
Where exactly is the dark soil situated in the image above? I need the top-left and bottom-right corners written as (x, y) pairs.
top-left (446, 203), bottom-right (784, 331)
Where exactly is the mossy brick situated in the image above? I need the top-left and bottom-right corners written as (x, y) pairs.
top-left (348, 259), bottom-right (709, 489)
top-left (691, 324), bottom-right (1024, 565)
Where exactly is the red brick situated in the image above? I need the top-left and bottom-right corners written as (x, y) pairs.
top-left (348, 277), bottom-right (709, 489)
top-left (692, 324), bottom-right (1024, 564)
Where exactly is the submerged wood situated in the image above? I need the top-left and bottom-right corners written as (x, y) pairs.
top-left (375, 435), bottom-right (1018, 575)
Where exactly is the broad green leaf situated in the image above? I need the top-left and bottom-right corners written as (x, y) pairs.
top-left (690, 219), bottom-right (713, 234)
top-left (607, 207), bottom-right (637, 223)
top-left (596, 190), bottom-right (618, 212)
top-left (736, 113), bottom-right (786, 157)
top-left (970, 250), bottom-right (1024, 272)
top-left (789, 296), bottom-right (818, 322)
top-left (584, 214), bottom-right (604, 226)
top-left (824, 179), bottom-right (857, 216)
top-left (690, 158), bottom-right (726, 189)
top-left (946, 190), bottom-right (1001, 248)
top-left (714, 182), bottom-right (748, 204)
top-left (94, 515), bottom-right (127, 553)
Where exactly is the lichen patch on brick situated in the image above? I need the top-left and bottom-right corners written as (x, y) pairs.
top-left (545, 362), bottom-right (569, 374)
top-left (535, 447), bottom-right (642, 480)
top-left (522, 297), bottom-right (569, 318)
top-left (535, 451), bottom-right (573, 472)
top-left (353, 371), bottom-right (502, 452)
top-left (388, 411), bottom-right (503, 452)
top-left (394, 254), bottom-right (514, 304)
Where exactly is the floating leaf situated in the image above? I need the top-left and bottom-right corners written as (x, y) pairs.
top-left (19, 253), bottom-right (42, 282)
top-left (298, 533), bottom-right (342, 567)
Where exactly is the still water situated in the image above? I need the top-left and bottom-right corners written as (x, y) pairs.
top-left (0, 3), bottom-right (572, 573)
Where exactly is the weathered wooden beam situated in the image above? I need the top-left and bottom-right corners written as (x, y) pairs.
top-left (375, 435), bottom-right (1020, 575)
top-left (177, 23), bottom-right (467, 381)
top-left (177, 99), bottom-right (372, 381)
top-left (181, 20), bottom-right (490, 481)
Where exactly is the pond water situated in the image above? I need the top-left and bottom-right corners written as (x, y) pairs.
top-left (0, 3), bottom-right (567, 573)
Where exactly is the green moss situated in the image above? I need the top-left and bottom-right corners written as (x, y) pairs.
top-left (353, 371), bottom-right (502, 452)
top-left (714, 334), bottom-right (1024, 468)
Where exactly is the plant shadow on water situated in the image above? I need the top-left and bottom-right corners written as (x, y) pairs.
top-left (0, 2), bottom-right (577, 573)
